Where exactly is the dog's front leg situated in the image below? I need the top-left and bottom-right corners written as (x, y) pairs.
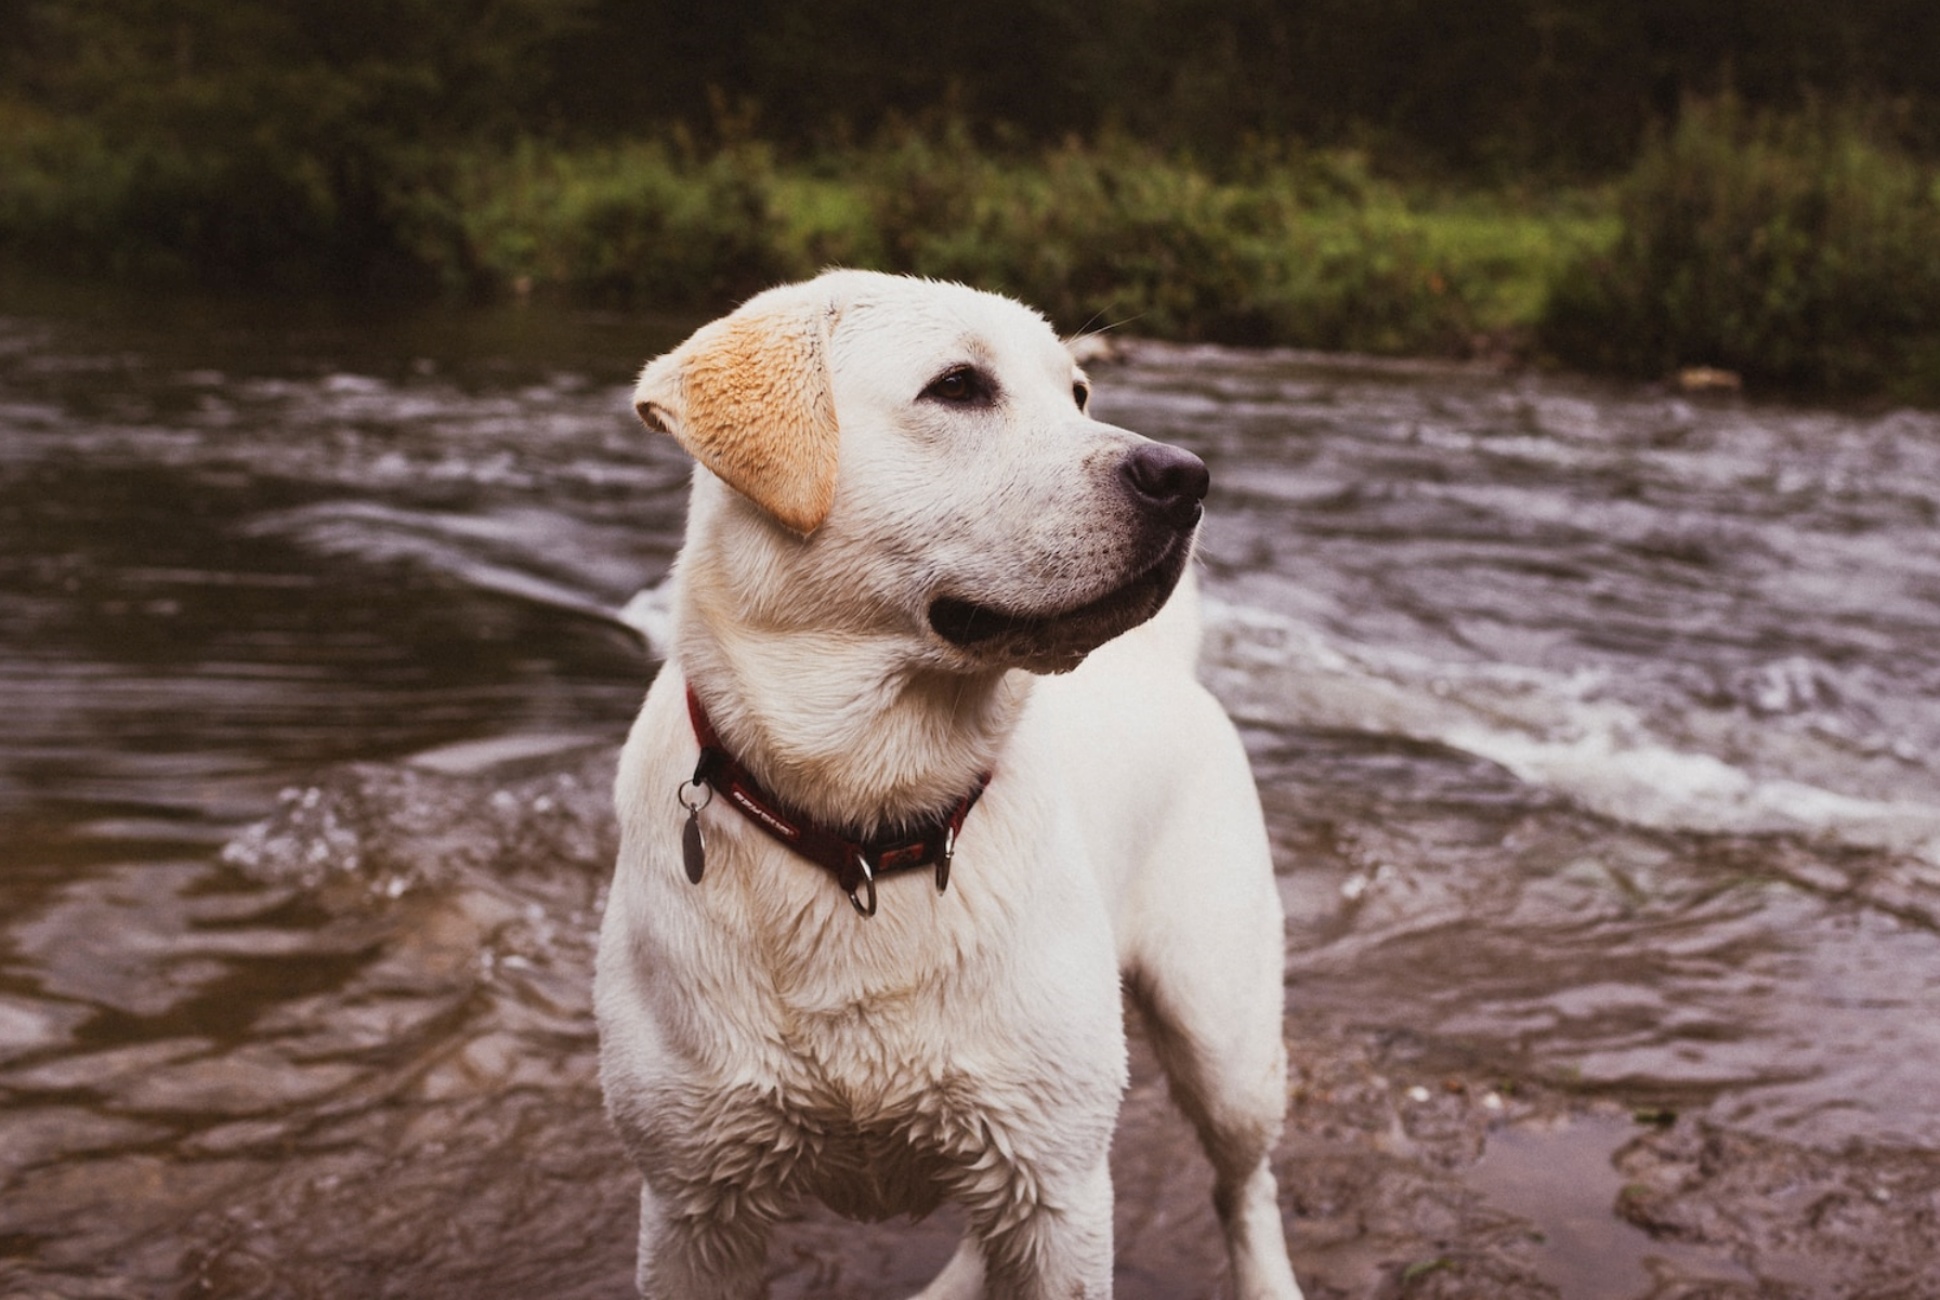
top-left (632, 1178), bottom-right (770, 1300)
top-left (920, 1152), bottom-right (1114, 1300)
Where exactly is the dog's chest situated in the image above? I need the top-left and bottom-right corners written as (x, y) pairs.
top-left (782, 1107), bottom-right (958, 1222)
top-left (672, 1014), bottom-right (989, 1223)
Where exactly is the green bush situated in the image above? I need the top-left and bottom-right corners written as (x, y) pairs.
top-left (441, 140), bottom-right (805, 304)
top-left (0, 95), bottom-right (1593, 369)
top-left (1540, 99), bottom-right (1940, 399)
top-left (433, 127), bottom-right (1563, 357)
top-left (0, 0), bottom-right (591, 287)
top-left (850, 137), bottom-right (1593, 357)
top-left (0, 104), bottom-right (354, 283)
top-left (852, 130), bottom-right (1293, 341)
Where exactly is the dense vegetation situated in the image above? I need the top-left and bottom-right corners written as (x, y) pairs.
top-left (1541, 102), bottom-right (1940, 400)
top-left (5, 0), bottom-right (1940, 397)
top-left (436, 132), bottom-right (1603, 357)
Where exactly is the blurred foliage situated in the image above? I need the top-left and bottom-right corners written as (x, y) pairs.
top-left (431, 128), bottom-right (1602, 357)
top-left (529, 0), bottom-right (1940, 174)
top-left (0, 0), bottom-right (591, 284)
top-left (4, 0), bottom-right (1940, 394)
top-left (441, 138), bottom-right (800, 307)
top-left (1541, 99), bottom-right (1940, 400)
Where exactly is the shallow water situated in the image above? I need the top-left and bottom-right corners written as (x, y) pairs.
top-left (2, 278), bottom-right (1938, 1297)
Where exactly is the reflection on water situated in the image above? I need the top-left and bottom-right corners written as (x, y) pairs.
top-left (3, 278), bottom-right (1939, 1295)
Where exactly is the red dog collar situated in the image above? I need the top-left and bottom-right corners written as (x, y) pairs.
top-left (681, 685), bottom-right (989, 917)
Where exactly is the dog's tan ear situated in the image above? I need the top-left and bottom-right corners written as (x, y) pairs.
top-left (634, 295), bottom-right (840, 536)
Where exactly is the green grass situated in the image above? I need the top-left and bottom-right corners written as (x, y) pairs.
top-left (426, 130), bottom-right (1607, 360)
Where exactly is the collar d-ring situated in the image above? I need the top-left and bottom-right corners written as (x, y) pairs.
top-left (847, 853), bottom-right (878, 917)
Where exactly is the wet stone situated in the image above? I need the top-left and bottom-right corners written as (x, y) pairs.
top-left (1615, 1121), bottom-right (1940, 1298)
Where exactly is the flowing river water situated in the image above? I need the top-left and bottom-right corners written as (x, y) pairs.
top-left (2, 278), bottom-right (1938, 1299)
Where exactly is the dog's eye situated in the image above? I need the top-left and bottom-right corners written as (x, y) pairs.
top-left (921, 365), bottom-right (992, 407)
top-left (1072, 381), bottom-right (1091, 411)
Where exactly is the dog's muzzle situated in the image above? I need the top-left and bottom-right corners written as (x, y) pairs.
top-left (926, 440), bottom-right (1207, 669)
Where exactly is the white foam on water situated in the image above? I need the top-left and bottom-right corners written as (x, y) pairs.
top-left (603, 577), bottom-right (1940, 866)
top-left (1199, 596), bottom-right (1940, 866)
top-left (251, 500), bottom-right (641, 622)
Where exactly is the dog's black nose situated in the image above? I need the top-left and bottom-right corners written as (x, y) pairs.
top-left (1119, 442), bottom-right (1210, 529)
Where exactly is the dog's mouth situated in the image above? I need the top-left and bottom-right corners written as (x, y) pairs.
top-left (927, 528), bottom-right (1195, 669)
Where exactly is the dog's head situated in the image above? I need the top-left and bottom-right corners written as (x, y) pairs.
top-left (635, 270), bottom-right (1205, 675)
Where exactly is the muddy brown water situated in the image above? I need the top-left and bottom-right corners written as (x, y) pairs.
top-left (3, 276), bottom-right (1939, 1298)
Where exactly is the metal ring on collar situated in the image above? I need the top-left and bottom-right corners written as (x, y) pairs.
top-left (848, 853), bottom-right (878, 918)
top-left (935, 826), bottom-right (955, 894)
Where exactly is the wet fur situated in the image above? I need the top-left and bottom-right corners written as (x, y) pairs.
top-left (595, 270), bottom-right (1303, 1299)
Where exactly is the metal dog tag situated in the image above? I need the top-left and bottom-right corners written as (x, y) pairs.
top-left (677, 780), bottom-right (712, 884)
top-left (682, 811), bottom-right (706, 883)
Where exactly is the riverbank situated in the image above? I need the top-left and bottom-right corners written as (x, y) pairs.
top-left (0, 112), bottom-right (1605, 360)
top-left (6, 108), bottom-right (1940, 401)
top-left (432, 132), bottom-right (1609, 365)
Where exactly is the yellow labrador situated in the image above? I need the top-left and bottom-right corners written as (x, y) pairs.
top-left (595, 270), bottom-right (1302, 1300)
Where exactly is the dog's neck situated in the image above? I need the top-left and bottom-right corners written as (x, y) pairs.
top-left (674, 594), bottom-right (1027, 835)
